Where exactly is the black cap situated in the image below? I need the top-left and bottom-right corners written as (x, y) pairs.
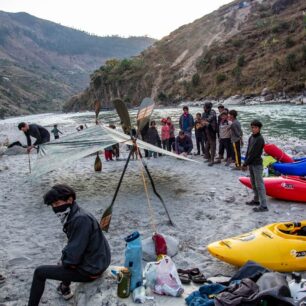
top-left (250, 119), bottom-right (263, 128)
top-left (204, 102), bottom-right (212, 109)
top-left (43, 184), bottom-right (76, 205)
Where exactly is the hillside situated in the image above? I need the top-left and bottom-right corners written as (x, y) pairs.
top-left (65, 0), bottom-right (306, 111)
top-left (0, 11), bottom-right (155, 117)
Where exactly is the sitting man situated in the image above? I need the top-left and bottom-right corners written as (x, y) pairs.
top-left (18, 122), bottom-right (50, 152)
top-left (174, 130), bottom-right (193, 156)
top-left (28, 184), bottom-right (111, 306)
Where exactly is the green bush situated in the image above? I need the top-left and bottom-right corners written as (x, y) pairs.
top-left (215, 54), bottom-right (228, 68)
top-left (158, 92), bottom-right (168, 102)
top-left (285, 37), bottom-right (295, 48)
top-left (273, 58), bottom-right (282, 72)
top-left (237, 55), bottom-right (246, 67)
top-left (192, 73), bottom-right (200, 87)
top-left (285, 53), bottom-right (297, 71)
top-left (231, 39), bottom-right (243, 48)
top-left (216, 73), bottom-right (226, 84)
top-left (272, 21), bottom-right (290, 34)
top-left (232, 66), bottom-right (242, 85)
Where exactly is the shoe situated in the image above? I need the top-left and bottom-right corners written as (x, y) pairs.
top-left (253, 206), bottom-right (269, 212)
top-left (214, 159), bottom-right (221, 164)
top-left (231, 166), bottom-right (242, 171)
top-left (246, 200), bottom-right (260, 206)
top-left (208, 162), bottom-right (214, 166)
top-left (195, 152), bottom-right (200, 155)
top-left (0, 274), bottom-right (5, 284)
top-left (57, 283), bottom-right (74, 300)
top-left (225, 160), bottom-right (231, 166)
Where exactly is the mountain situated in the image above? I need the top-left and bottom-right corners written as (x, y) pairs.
top-left (0, 11), bottom-right (155, 117)
top-left (65, 0), bottom-right (306, 111)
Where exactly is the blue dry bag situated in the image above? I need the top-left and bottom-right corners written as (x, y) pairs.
top-left (124, 231), bottom-right (143, 291)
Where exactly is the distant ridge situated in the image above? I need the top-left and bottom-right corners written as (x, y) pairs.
top-left (0, 11), bottom-right (155, 117)
top-left (65, 0), bottom-right (306, 111)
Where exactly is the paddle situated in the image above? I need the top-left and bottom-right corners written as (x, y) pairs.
top-left (94, 99), bottom-right (102, 171)
top-left (112, 98), bottom-right (131, 135)
top-left (100, 97), bottom-right (174, 231)
top-left (100, 98), bottom-right (154, 231)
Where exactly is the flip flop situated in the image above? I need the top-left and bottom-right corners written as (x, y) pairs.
top-left (178, 273), bottom-right (191, 284)
top-left (191, 273), bottom-right (207, 284)
top-left (189, 268), bottom-right (201, 277)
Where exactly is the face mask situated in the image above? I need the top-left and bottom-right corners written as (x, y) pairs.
top-left (52, 204), bottom-right (71, 224)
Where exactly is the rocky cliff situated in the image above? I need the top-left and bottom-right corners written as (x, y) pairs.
top-left (65, 0), bottom-right (306, 111)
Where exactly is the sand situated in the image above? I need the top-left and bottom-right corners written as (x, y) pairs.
top-left (0, 116), bottom-right (305, 305)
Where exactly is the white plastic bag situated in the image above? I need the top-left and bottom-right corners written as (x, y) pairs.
top-left (144, 256), bottom-right (184, 297)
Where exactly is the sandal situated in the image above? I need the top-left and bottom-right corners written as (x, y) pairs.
top-left (178, 273), bottom-right (191, 284)
top-left (191, 273), bottom-right (207, 284)
top-left (189, 268), bottom-right (201, 277)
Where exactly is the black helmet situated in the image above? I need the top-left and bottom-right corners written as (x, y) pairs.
top-left (43, 184), bottom-right (76, 205)
top-left (204, 102), bottom-right (212, 109)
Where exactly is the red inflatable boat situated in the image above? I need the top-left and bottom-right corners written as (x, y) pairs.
top-left (239, 176), bottom-right (306, 203)
top-left (264, 144), bottom-right (294, 163)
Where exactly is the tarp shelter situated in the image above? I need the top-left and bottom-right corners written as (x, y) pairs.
top-left (32, 124), bottom-right (196, 177)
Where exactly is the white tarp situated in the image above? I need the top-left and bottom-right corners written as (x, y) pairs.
top-left (32, 125), bottom-right (197, 176)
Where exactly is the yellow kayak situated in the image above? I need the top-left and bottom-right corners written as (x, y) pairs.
top-left (207, 221), bottom-right (306, 272)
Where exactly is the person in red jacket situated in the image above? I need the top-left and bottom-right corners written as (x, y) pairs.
top-left (161, 118), bottom-right (170, 151)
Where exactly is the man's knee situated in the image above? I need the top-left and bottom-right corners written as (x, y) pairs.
top-left (34, 266), bottom-right (47, 280)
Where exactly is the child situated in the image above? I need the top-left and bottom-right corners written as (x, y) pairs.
top-left (104, 146), bottom-right (113, 161)
top-left (194, 113), bottom-right (205, 155)
top-left (146, 121), bottom-right (161, 158)
top-left (109, 124), bottom-right (120, 160)
top-left (51, 124), bottom-right (62, 140)
top-left (161, 118), bottom-right (170, 151)
top-left (228, 110), bottom-right (243, 169)
top-left (167, 117), bottom-right (175, 151)
top-left (242, 120), bottom-right (268, 212)
top-left (216, 112), bottom-right (232, 165)
top-left (175, 130), bottom-right (193, 156)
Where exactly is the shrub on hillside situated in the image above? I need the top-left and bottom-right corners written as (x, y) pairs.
top-left (285, 53), bottom-right (297, 71)
top-left (232, 66), bottom-right (242, 86)
top-left (272, 21), bottom-right (290, 34)
top-left (237, 55), bottom-right (246, 67)
top-left (285, 37), bottom-right (295, 48)
top-left (215, 54), bottom-right (228, 68)
top-left (192, 73), bottom-right (200, 87)
top-left (216, 73), bottom-right (227, 84)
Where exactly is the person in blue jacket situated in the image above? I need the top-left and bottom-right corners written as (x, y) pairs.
top-left (28, 184), bottom-right (111, 305)
top-left (179, 106), bottom-right (194, 138)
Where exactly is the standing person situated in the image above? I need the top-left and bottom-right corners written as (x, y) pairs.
top-left (146, 121), bottom-right (161, 158)
top-left (161, 118), bottom-right (170, 151)
top-left (141, 122), bottom-right (150, 157)
top-left (51, 124), bottom-right (63, 140)
top-left (202, 102), bottom-right (217, 166)
top-left (179, 106), bottom-right (194, 138)
top-left (18, 122), bottom-right (50, 152)
top-left (167, 117), bottom-right (175, 151)
top-left (194, 113), bottom-right (205, 156)
top-left (109, 124), bottom-right (120, 160)
top-left (104, 146), bottom-right (113, 161)
top-left (28, 184), bottom-right (111, 305)
top-left (216, 112), bottom-right (232, 165)
top-left (175, 131), bottom-right (193, 156)
top-left (242, 120), bottom-right (268, 212)
top-left (228, 110), bottom-right (243, 170)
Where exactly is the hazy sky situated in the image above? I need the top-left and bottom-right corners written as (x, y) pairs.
top-left (0, 0), bottom-right (232, 39)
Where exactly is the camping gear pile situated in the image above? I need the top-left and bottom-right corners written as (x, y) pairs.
top-left (117, 231), bottom-right (184, 303)
top-left (239, 144), bottom-right (306, 203)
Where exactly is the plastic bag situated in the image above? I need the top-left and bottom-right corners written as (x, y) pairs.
top-left (144, 255), bottom-right (184, 297)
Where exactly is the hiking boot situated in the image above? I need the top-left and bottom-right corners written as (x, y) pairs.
top-left (208, 162), bottom-right (214, 166)
top-left (246, 200), bottom-right (260, 206)
top-left (57, 283), bottom-right (74, 300)
top-left (253, 206), bottom-right (269, 212)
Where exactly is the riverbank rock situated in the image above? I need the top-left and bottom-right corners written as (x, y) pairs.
top-left (223, 95), bottom-right (245, 105)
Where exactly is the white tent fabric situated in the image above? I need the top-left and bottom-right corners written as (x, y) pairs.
top-left (32, 125), bottom-right (197, 177)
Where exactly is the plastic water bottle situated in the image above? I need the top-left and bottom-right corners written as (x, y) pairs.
top-left (289, 272), bottom-right (306, 302)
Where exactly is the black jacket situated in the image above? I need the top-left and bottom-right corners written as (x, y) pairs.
top-left (62, 203), bottom-right (111, 276)
top-left (175, 135), bottom-right (193, 153)
top-left (244, 133), bottom-right (265, 166)
top-left (25, 124), bottom-right (50, 146)
top-left (202, 109), bottom-right (217, 138)
top-left (146, 127), bottom-right (161, 145)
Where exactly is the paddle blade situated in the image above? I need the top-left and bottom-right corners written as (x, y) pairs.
top-left (94, 152), bottom-right (102, 172)
top-left (100, 206), bottom-right (113, 232)
top-left (94, 100), bottom-right (101, 122)
top-left (137, 97), bottom-right (155, 133)
top-left (112, 98), bottom-right (131, 134)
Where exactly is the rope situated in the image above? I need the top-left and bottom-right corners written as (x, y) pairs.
top-left (136, 146), bottom-right (157, 233)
